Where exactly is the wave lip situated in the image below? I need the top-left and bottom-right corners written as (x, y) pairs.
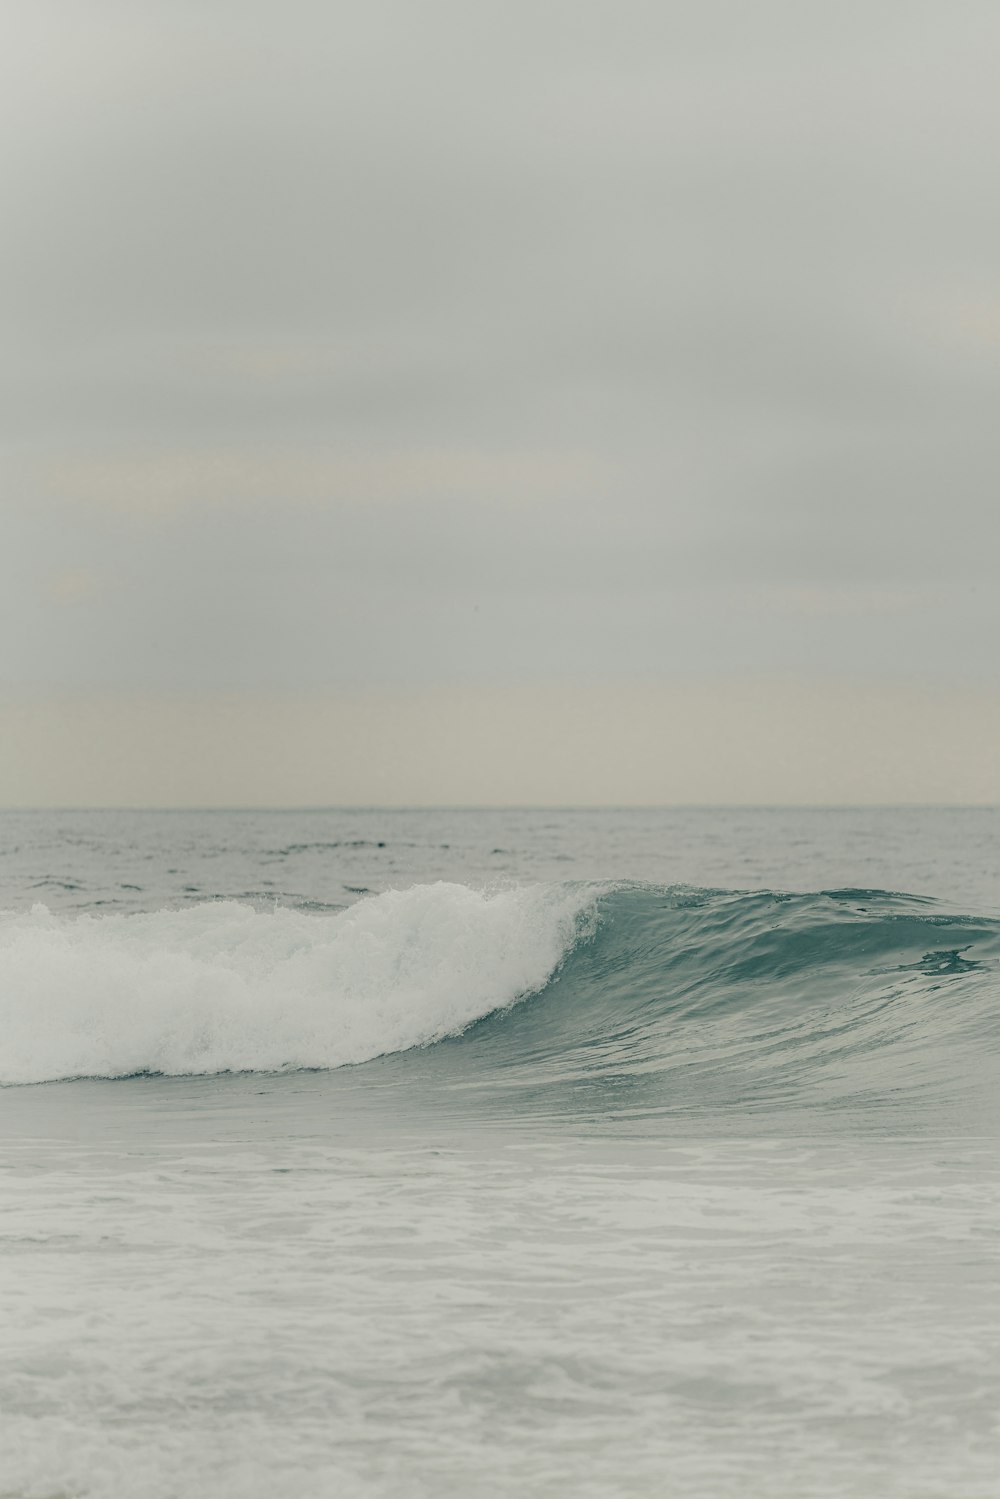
top-left (0, 882), bottom-right (595, 1086)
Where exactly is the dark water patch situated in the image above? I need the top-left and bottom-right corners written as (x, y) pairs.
top-left (905, 949), bottom-right (985, 976)
top-left (271, 841), bottom-right (392, 855)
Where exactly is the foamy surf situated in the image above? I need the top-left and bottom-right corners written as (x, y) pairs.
top-left (0, 882), bottom-right (596, 1086)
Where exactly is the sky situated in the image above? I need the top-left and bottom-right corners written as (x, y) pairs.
top-left (3, 0), bottom-right (999, 805)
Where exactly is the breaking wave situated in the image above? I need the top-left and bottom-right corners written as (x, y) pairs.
top-left (3, 882), bottom-right (999, 1122)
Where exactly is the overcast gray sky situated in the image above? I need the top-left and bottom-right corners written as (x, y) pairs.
top-left (3, 0), bottom-right (999, 803)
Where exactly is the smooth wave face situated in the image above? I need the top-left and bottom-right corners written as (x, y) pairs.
top-left (0, 882), bottom-right (594, 1085)
top-left (4, 882), bottom-right (999, 1126)
top-left (427, 885), bottom-right (1000, 1127)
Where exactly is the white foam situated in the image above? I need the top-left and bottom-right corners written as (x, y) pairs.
top-left (0, 882), bottom-right (594, 1085)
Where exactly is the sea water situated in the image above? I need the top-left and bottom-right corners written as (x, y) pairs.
top-left (2, 808), bottom-right (999, 1497)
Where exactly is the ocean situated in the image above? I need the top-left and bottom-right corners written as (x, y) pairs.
top-left (2, 806), bottom-right (1000, 1497)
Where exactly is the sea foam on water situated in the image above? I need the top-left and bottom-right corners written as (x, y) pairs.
top-left (0, 882), bottom-right (594, 1086)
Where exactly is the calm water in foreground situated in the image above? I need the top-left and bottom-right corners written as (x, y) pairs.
top-left (2, 807), bottom-right (1000, 1497)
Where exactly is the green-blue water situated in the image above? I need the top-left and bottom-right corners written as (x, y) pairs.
top-left (2, 808), bottom-right (999, 1497)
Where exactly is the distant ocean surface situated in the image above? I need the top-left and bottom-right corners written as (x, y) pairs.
top-left (3, 807), bottom-right (1000, 1498)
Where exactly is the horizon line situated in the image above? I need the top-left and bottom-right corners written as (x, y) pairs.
top-left (2, 804), bottom-right (998, 815)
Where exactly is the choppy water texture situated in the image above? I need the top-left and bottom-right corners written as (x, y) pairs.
top-left (2, 808), bottom-right (1000, 1497)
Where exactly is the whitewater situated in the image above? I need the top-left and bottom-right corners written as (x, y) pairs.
top-left (3, 807), bottom-right (1000, 1498)
top-left (0, 883), bottom-right (595, 1085)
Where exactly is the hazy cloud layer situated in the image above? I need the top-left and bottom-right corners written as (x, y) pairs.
top-left (2, 2), bottom-right (999, 798)
top-left (4, 683), bottom-right (1000, 808)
